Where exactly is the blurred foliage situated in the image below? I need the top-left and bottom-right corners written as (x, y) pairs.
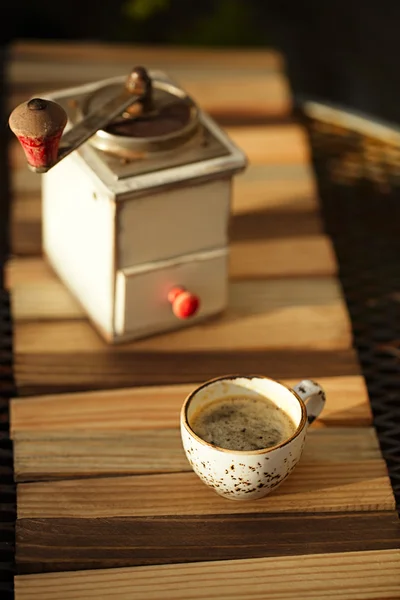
top-left (118, 0), bottom-right (266, 46)
top-left (119, 0), bottom-right (264, 46)
top-left (8, 0), bottom-right (268, 47)
top-left (123, 0), bottom-right (171, 21)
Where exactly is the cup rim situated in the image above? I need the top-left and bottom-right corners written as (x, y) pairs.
top-left (181, 374), bottom-right (308, 455)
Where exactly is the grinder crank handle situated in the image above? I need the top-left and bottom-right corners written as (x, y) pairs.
top-left (8, 66), bottom-right (152, 174)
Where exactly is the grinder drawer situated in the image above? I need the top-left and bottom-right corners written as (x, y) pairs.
top-left (117, 178), bottom-right (231, 269)
top-left (114, 247), bottom-right (228, 341)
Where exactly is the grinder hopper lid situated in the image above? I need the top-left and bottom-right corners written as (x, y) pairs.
top-left (78, 75), bottom-right (200, 158)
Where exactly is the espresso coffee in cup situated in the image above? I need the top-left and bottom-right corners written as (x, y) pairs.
top-left (180, 375), bottom-right (326, 500)
top-left (190, 395), bottom-right (297, 451)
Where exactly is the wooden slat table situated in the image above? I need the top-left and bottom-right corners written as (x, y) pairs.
top-left (5, 40), bottom-right (400, 600)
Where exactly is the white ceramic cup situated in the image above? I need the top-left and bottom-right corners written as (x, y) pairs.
top-left (180, 375), bottom-right (325, 500)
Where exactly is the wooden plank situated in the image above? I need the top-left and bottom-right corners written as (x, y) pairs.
top-left (12, 348), bottom-right (361, 396)
top-left (9, 125), bottom-right (308, 173)
top-left (8, 258), bottom-right (83, 320)
top-left (10, 193), bottom-right (42, 256)
top-left (10, 376), bottom-right (372, 436)
top-left (233, 164), bottom-right (317, 213)
top-left (231, 212), bottom-right (322, 241)
top-left (12, 278), bottom-right (351, 352)
top-left (9, 128), bottom-right (309, 257)
top-left (7, 41), bottom-right (290, 121)
top-left (7, 80), bottom-right (290, 126)
top-left (15, 512), bottom-right (400, 574)
top-left (12, 428), bottom-right (380, 481)
top-left (10, 228), bottom-right (335, 281)
top-left (9, 182), bottom-right (320, 243)
top-left (9, 41), bottom-right (285, 69)
top-left (230, 238), bottom-right (336, 279)
top-left (16, 453), bottom-right (395, 518)
top-left (8, 42), bottom-right (400, 597)
top-left (11, 163), bottom-right (317, 207)
top-left (12, 225), bottom-right (330, 268)
top-left (229, 125), bottom-right (309, 165)
top-left (11, 275), bottom-right (352, 391)
top-left (14, 549), bottom-right (400, 600)
top-left (6, 236), bottom-right (338, 322)
top-left (10, 163), bottom-right (320, 257)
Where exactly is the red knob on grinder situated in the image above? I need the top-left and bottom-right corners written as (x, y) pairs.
top-left (9, 98), bottom-right (67, 172)
top-left (168, 287), bottom-right (200, 319)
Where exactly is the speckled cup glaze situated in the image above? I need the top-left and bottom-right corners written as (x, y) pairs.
top-left (180, 375), bottom-right (325, 500)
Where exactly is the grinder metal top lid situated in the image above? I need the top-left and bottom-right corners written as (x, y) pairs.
top-left (79, 76), bottom-right (200, 158)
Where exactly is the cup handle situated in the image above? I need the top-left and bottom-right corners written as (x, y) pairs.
top-left (292, 379), bottom-right (326, 425)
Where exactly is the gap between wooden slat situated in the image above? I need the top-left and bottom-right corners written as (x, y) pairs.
top-left (11, 348), bottom-right (362, 396)
top-left (13, 549), bottom-right (400, 600)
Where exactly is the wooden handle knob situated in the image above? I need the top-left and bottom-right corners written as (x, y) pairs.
top-left (9, 98), bottom-right (67, 172)
top-left (168, 287), bottom-right (200, 319)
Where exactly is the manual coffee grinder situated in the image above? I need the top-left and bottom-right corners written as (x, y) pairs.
top-left (9, 66), bottom-right (247, 343)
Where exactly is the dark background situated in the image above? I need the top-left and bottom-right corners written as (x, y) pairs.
top-left (3, 0), bottom-right (400, 125)
top-left (1, 5), bottom-right (400, 599)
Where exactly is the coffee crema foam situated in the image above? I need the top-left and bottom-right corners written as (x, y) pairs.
top-left (191, 395), bottom-right (297, 451)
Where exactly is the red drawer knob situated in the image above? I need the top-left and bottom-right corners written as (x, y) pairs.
top-left (168, 287), bottom-right (200, 319)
